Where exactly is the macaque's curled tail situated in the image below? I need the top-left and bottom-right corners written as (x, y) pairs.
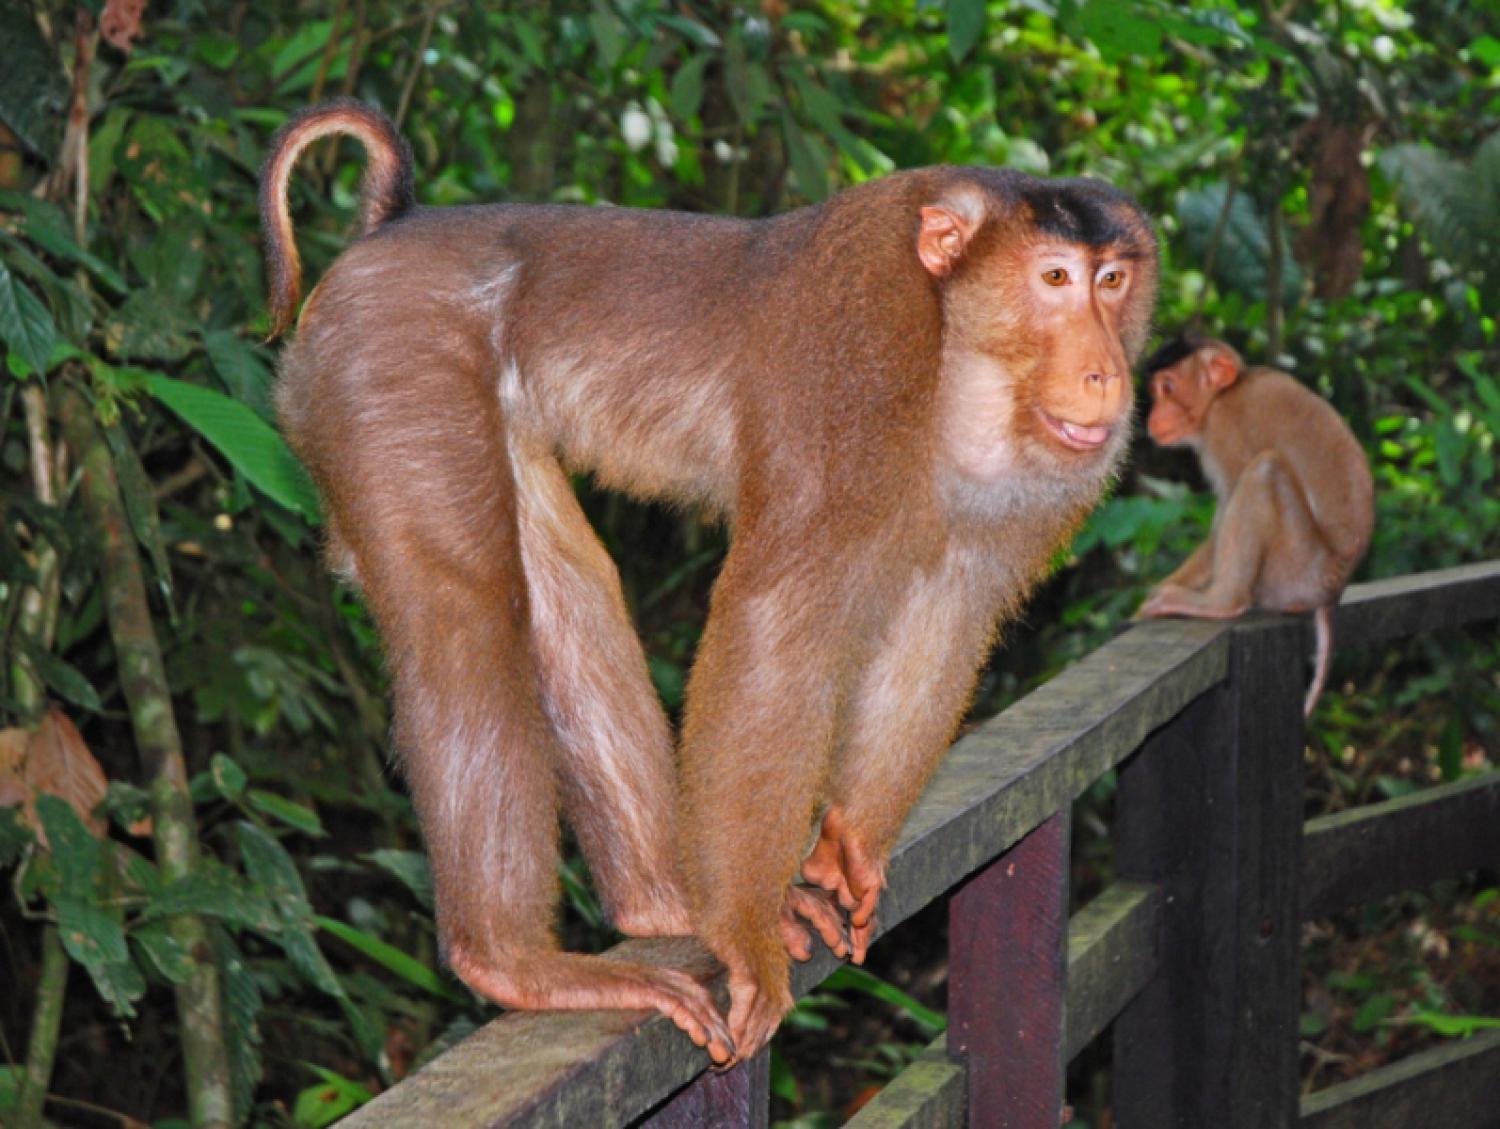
top-left (1304, 604), bottom-right (1334, 718)
top-left (259, 99), bottom-right (415, 338)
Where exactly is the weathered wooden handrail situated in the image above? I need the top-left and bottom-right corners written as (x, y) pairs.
top-left (344, 560), bottom-right (1500, 1129)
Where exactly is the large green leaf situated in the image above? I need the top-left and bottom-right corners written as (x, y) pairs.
top-left (56, 894), bottom-right (145, 1017)
top-left (947, 0), bottom-right (986, 62)
top-left (314, 915), bottom-right (459, 1000)
top-left (145, 374), bottom-right (321, 521)
top-left (0, 1), bottom-right (66, 155)
top-left (0, 260), bottom-right (57, 376)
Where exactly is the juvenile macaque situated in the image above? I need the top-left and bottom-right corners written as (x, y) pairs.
top-left (1138, 337), bottom-right (1374, 714)
top-left (260, 100), bottom-right (1157, 1062)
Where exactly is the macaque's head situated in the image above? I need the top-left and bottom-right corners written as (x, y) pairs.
top-left (1143, 336), bottom-right (1243, 447)
top-left (919, 170), bottom-right (1158, 489)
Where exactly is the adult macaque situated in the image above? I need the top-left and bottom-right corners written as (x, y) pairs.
top-left (1138, 337), bottom-right (1373, 714)
top-left (260, 100), bottom-right (1157, 1062)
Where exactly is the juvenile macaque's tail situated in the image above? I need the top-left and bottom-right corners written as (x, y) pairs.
top-left (1304, 604), bottom-right (1334, 718)
top-left (259, 99), bottom-right (414, 337)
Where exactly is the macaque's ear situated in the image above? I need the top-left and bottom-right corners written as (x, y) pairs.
top-left (1205, 348), bottom-right (1242, 390)
top-left (917, 202), bottom-right (981, 278)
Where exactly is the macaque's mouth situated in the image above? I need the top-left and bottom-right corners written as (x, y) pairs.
top-left (1038, 409), bottom-right (1112, 451)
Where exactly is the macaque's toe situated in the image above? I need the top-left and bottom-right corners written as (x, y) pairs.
top-left (649, 967), bottom-right (735, 1064)
top-left (781, 885), bottom-right (850, 960)
top-left (725, 972), bottom-right (791, 1065)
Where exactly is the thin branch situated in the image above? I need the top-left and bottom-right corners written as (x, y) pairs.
top-left (57, 385), bottom-right (235, 1129)
top-left (394, 4), bottom-right (439, 132)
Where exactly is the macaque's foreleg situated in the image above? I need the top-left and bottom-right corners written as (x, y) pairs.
top-left (511, 441), bottom-right (691, 937)
top-left (1140, 451), bottom-right (1319, 620)
top-left (804, 544), bottom-right (998, 962)
top-left (678, 541), bottom-right (866, 1060)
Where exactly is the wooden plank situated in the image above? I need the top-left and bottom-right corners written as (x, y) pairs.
top-left (1113, 619), bottom-right (1306, 1129)
top-left (1299, 1029), bottom-right (1500, 1129)
top-left (1301, 771), bottom-right (1500, 920)
top-left (1062, 881), bottom-right (1160, 1061)
top-left (1334, 559), bottom-right (1500, 650)
top-left (344, 617), bottom-right (1230, 1129)
top-left (845, 1036), bottom-right (965, 1129)
top-left (846, 879), bottom-right (1160, 1126)
top-left (948, 810), bottom-right (1070, 1129)
top-left (641, 1048), bottom-right (768, 1128)
top-left (1223, 620), bottom-right (1307, 1129)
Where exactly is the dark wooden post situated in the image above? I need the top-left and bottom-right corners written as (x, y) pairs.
top-left (642, 1048), bottom-right (769, 1128)
top-left (948, 808), bottom-right (1071, 1128)
top-left (1113, 618), bottom-right (1306, 1129)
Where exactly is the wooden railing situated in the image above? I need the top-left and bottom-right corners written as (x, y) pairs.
top-left (342, 560), bottom-right (1500, 1129)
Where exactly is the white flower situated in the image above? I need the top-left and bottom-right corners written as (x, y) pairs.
top-left (621, 103), bottom-right (652, 152)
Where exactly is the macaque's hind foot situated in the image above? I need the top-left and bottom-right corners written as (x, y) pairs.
top-left (780, 885), bottom-right (850, 962)
top-left (1137, 583), bottom-right (1249, 622)
top-left (801, 806), bottom-right (886, 938)
top-left (449, 946), bottom-right (734, 1064)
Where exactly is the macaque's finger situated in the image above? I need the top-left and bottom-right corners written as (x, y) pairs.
top-left (784, 885), bottom-right (850, 959)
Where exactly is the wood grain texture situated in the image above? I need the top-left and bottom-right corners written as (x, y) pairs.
top-left (1334, 559), bottom-right (1500, 650)
top-left (1062, 881), bottom-right (1160, 1061)
top-left (1302, 770), bottom-right (1500, 919)
top-left (948, 811), bottom-right (1070, 1128)
top-left (845, 1036), bottom-right (965, 1129)
top-left (641, 1047), bottom-right (769, 1128)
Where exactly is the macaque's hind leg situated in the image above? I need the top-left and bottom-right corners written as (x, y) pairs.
top-left (1140, 451), bottom-right (1320, 620)
top-left (306, 346), bottom-right (729, 1063)
top-left (511, 441), bottom-right (691, 938)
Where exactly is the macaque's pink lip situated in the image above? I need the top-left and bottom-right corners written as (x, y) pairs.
top-left (1038, 409), bottom-right (1111, 451)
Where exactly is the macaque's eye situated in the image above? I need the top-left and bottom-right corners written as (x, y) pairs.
top-left (1042, 268), bottom-right (1069, 286)
top-left (1161, 377), bottom-right (1175, 396)
top-left (1098, 270), bottom-right (1124, 290)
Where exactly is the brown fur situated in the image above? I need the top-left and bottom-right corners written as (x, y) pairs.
top-left (261, 101), bottom-right (1158, 1061)
top-left (1139, 339), bottom-right (1374, 715)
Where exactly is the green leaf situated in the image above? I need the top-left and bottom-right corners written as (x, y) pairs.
top-left (315, 915), bottom-right (459, 1000)
top-left (248, 789), bottom-right (326, 837)
top-left (0, 189), bottom-right (126, 293)
top-left (590, 0), bottom-right (626, 67)
top-left (1071, 0), bottom-right (1163, 61)
top-left (212, 927), bottom-right (265, 1120)
top-left (293, 1065), bottom-right (375, 1128)
top-left (18, 638), bottom-right (102, 713)
top-left (211, 753), bottom-right (248, 800)
top-left (0, 260), bottom-right (58, 376)
top-left (238, 822), bottom-right (346, 998)
top-left (106, 289), bottom-right (197, 362)
top-left (946, 0), bottom-right (986, 62)
top-left (823, 965), bottom-right (945, 1033)
top-left (145, 374), bottom-right (321, 521)
top-left (0, 3), bottom-right (67, 155)
top-left (1353, 992), bottom-right (1395, 1033)
top-left (140, 866), bottom-right (281, 932)
top-left (365, 849), bottom-right (434, 910)
top-left (36, 795), bottom-right (102, 889)
top-left (1469, 35), bottom-right (1500, 69)
top-left (132, 921), bottom-right (195, 984)
top-left (782, 112), bottom-right (829, 202)
top-left (56, 894), bottom-right (144, 1016)
top-left (203, 330), bottom-right (276, 423)
top-left (670, 53), bottom-right (711, 122)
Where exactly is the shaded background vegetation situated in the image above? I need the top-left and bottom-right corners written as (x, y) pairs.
top-left (0, 1), bottom-right (1497, 1125)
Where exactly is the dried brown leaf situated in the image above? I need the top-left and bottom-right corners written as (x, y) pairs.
top-left (25, 708), bottom-right (108, 837)
top-left (101, 0), bottom-right (147, 53)
top-left (0, 728), bottom-right (28, 809)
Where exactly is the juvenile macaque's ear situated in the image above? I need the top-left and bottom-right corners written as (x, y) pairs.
top-left (1205, 347), bottom-right (1242, 390)
top-left (917, 195), bottom-right (983, 278)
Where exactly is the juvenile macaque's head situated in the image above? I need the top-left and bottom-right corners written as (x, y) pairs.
top-left (1143, 337), bottom-right (1243, 447)
top-left (920, 170), bottom-right (1158, 489)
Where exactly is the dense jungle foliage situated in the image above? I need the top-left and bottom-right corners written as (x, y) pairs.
top-left (0, 1), bottom-right (1497, 1125)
